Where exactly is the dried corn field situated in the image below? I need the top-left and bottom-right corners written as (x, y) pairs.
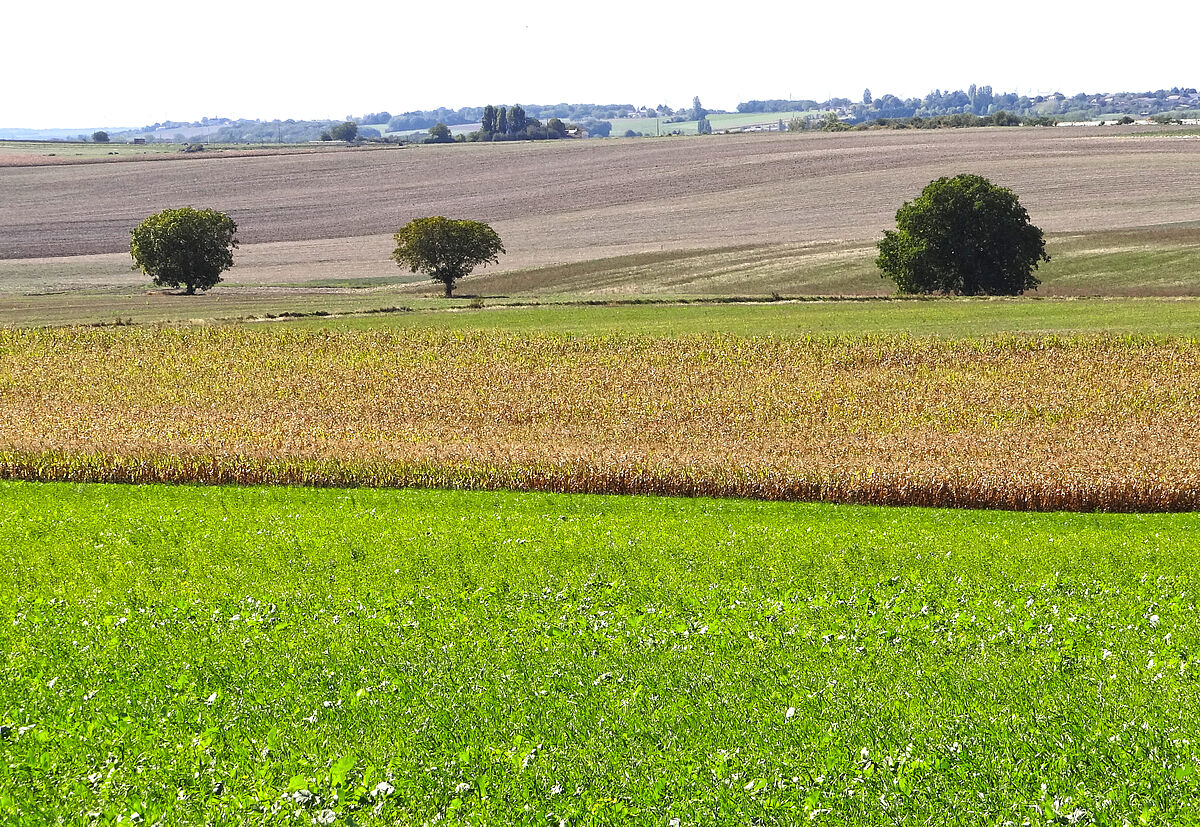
top-left (2, 327), bottom-right (1198, 510)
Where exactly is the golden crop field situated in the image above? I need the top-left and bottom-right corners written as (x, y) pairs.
top-left (2, 327), bottom-right (1198, 511)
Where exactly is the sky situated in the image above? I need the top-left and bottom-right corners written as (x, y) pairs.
top-left (5, 0), bottom-right (1199, 128)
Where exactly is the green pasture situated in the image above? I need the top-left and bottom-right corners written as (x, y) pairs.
top-left (272, 297), bottom-right (1200, 338)
top-left (3, 481), bottom-right (1199, 824)
top-left (0, 140), bottom-right (184, 159)
top-left (606, 111), bottom-right (816, 136)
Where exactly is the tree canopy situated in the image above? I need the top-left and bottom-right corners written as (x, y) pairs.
top-left (130, 207), bottom-right (238, 294)
top-left (329, 121), bottom-right (358, 141)
top-left (876, 174), bottom-right (1049, 295)
top-left (391, 217), bottom-right (505, 298)
top-left (426, 123), bottom-right (453, 143)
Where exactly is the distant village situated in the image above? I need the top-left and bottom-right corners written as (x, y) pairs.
top-left (6, 86), bottom-right (1198, 144)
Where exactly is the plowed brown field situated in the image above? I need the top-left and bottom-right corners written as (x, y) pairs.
top-left (3, 129), bottom-right (1200, 297)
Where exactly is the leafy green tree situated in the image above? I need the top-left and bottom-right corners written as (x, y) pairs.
top-left (691, 96), bottom-right (706, 121)
top-left (481, 105), bottom-right (497, 134)
top-left (876, 174), bottom-right (1049, 295)
top-left (330, 121), bottom-right (358, 141)
top-left (696, 115), bottom-right (712, 135)
top-left (130, 207), bottom-right (238, 294)
top-left (426, 123), bottom-right (452, 143)
top-left (862, 89), bottom-right (872, 106)
top-left (820, 112), bottom-right (849, 131)
top-left (497, 107), bottom-right (508, 135)
top-left (509, 105), bottom-right (527, 135)
top-left (92, 131), bottom-right (110, 143)
top-left (391, 217), bottom-right (505, 297)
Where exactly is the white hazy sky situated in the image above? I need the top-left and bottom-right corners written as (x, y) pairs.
top-left (5, 0), bottom-right (1198, 128)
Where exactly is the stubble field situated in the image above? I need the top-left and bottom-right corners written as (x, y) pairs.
top-left (3, 127), bottom-right (1200, 328)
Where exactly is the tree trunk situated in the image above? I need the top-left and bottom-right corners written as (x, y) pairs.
top-left (443, 281), bottom-right (453, 298)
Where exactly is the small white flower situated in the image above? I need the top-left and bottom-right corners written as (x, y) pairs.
top-left (785, 707), bottom-right (796, 720)
top-left (371, 781), bottom-right (394, 798)
top-left (313, 809), bottom-right (336, 825)
top-left (205, 692), bottom-right (217, 706)
top-left (550, 783), bottom-right (563, 795)
top-left (1102, 649), bottom-right (1112, 660)
top-left (522, 745), bottom-right (541, 769)
top-left (1150, 614), bottom-right (1160, 627)
top-left (454, 782), bottom-right (471, 794)
top-left (669, 819), bottom-right (680, 827)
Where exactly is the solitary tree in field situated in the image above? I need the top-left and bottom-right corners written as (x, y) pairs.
top-left (92, 131), bottom-right (110, 143)
top-left (391, 217), bottom-right (505, 297)
top-left (876, 174), bottom-right (1049, 295)
top-left (426, 123), bottom-right (453, 143)
top-left (330, 120), bottom-right (358, 141)
top-left (130, 207), bottom-right (238, 294)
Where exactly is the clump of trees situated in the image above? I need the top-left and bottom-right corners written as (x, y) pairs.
top-left (876, 174), bottom-right (1049, 295)
top-left (130, 207), bottom-right (238, 294)
top-left (91, 131), bottom-right (110, 143)
top-left (328, 121), bottom-right (358, 141)
top-left (425, 123), bottom-right (454, 143)
top-left (392, 217), bottom-right (505, 297)
top-left (467, 104), bottom-right (593, 141)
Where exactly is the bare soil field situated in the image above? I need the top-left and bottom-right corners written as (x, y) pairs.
top-left (2, 128), bottom-right (1200, 311)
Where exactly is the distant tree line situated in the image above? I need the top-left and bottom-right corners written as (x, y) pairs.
top-left (742, 85), bottom-right (1200, 124)
top-left (207, 120), bottom-right (357, 143)
top-left (789, 111), bottom-right (1059, 132)
top-left (105, 85), bottom-right (1200, 146)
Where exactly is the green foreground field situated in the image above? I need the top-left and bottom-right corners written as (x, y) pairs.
top-left (4, 481), bottom-right (1200, 825)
